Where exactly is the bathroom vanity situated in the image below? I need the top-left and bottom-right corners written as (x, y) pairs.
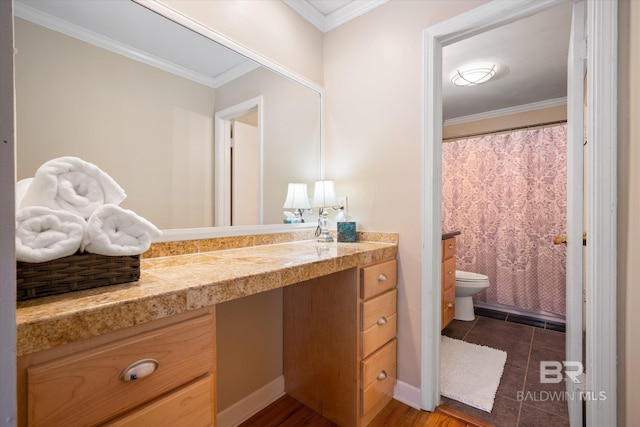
top-left (16, 231), bottom-right (398, 427)
top-left (441, 231), bottom-right (460, 329)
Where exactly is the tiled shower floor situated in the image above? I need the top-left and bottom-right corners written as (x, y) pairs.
top-left (441, 308), bottom-right (570, 427)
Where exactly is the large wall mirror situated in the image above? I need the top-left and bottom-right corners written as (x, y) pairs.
top-left (14, 0), bottom-right (322, 238)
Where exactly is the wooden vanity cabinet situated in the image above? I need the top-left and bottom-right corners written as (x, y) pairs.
top-left (284, 259), bottom-right (397, 427)
top-left (17, 308), bottom-right (216, 427)
top-left (442, 237), bottom-right (456, 329)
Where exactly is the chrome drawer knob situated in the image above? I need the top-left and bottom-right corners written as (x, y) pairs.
top-left (377, 370), bottom-right (388, 381)
top-left (378, 274), bottom-right (388, 282)
top-left (377, 316), bottom-right (388, 326)
top-left (119, 358), bottom-right (159, 382)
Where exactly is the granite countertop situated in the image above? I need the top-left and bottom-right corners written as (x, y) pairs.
top-left (16, 236), bottom-right (398, 357)
top-left (442, 230), bottom-right (461, 240)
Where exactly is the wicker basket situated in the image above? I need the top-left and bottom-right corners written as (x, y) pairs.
top-left (17, 252), bottom-right (140, 301)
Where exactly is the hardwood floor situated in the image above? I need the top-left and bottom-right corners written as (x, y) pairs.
top-left (238, 395), bottom-right (493, 427)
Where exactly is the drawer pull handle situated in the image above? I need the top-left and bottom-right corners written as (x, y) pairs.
top-left (448, 270), bottom-right (453, 275)
top-left (447, 303), bottom-right (454, 308)
top-left (377, 370), bottom-right (388, 381)
top-left (378, 274), bottom-right (388, 282)
top-left (119, 358), bottom-right (159, 382)
top-left (448, 244), bottom-right (453, 249)
top-left (377, 316), bottom-right (388, 326)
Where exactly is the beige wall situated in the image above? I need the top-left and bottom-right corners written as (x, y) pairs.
top-left (216, 289), bottom-right (283, 411)
top-left (443, 105), bottom-right (567, 140)
top-left (619, 1), bottom-right (640, 425)
top-left (323, 0), bottom-right (487, 389)
top-left (15, 19), bottom-right (216, 230)
top-left (157, 0), bottom-right (324, 87)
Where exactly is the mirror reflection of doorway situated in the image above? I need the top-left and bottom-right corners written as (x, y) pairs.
top-left (231, 112), bottom-right (260, 226)
top-left (214, 96), bottom-right (264, 227)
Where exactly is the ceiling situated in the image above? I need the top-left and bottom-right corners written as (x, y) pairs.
top-left (285, 0), bottom-right (574, 122)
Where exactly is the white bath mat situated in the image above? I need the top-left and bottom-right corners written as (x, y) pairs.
top-left (440, 335), bottom-right (507, 412)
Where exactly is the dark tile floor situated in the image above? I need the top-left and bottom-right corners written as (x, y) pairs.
top-left (441, 309), bottom-right (570, 427)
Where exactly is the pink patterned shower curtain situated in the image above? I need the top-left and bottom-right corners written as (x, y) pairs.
top-left (442, 125), bottom-right (567, 316)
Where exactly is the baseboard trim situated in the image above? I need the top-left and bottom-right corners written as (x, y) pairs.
top-left (393, 380), bottom-right (422, 410)
top-left (217, 376), bottom-right (285, 427)
top-left (217, 376), bottom-right (421, 425)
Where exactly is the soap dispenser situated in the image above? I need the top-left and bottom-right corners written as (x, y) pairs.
top-left (336, 207), bottom-right (356, 242)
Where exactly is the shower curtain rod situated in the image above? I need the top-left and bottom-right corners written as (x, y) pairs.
top-left (442, 119), bottom-right (567, 142)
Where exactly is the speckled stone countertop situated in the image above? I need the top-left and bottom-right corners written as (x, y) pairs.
top-left (442, 230), bottom-right (461, 240)
top-left (16, 233), bottom-right (398, 357)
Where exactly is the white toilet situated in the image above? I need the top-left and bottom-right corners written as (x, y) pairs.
top-left (454, 270), bottom-right (490, 321)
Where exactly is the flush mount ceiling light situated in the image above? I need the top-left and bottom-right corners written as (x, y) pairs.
top-left (451, 62), bottom-right (498, 87)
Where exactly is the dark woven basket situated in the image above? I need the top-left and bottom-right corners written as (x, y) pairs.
top-left (17, 252), bottom-right (140, 301)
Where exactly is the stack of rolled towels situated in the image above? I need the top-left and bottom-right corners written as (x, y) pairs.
top-left (16, 156), bottom-right (162, 263)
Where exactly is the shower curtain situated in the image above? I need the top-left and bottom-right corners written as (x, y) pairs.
top-left (442, 125), bottom-right (567, 316)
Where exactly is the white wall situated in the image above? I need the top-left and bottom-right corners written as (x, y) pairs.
top-left (323, 0), bottom-right (487, 390)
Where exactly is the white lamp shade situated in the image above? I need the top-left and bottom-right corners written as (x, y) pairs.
top-left (283, 183), bottom-right (311, 209)
top-left (311, 180), bottom-right (339, 208)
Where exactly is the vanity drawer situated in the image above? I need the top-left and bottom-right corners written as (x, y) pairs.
top-left (361, 289), bottom-right (397, 331)
top-left (442, 257), bottom-right (456, 290)
top-left (26, 314), bottom-right (214, 427)
top-left (107, 375), bottom-right (213, 427)
top-left (442, 237), bottom-right (456, 261)
top-left (362, 312), bottom-right (397, 358)
top-left (361, 339), bottom-right (397, 416)
top-left (442, 286), bottom-right (456, 328)
top-left (361, 260), bottom-right (397, 300)
top-left (361, 338), bottom-right (396, 389)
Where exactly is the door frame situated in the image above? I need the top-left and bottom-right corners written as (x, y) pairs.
top-left (214, 96), bottom-right (264, 227)
top-left (565, 2), bottom-right (585, 424)
top-left (0, 0), bottom-right (17, 423)
top-left (421, 1), bottom-right (617, 426)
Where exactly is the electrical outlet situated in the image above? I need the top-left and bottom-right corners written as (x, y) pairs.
top-left (337, 196), bottom-right (348, 214)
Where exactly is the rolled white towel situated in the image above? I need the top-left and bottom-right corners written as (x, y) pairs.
top-left (16, 178), bottom-right (34, 211)
top-left (83, 204), bottom-right (162, 256)
top-left (20, 156), bottom-right (126, 219)
top-left (16, 206), bottom-right (87, 263)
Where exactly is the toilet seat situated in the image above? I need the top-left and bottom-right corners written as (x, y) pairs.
top-left (455, 270), bottom-right (488, 282)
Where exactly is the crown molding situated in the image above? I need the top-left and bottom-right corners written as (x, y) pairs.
top-left (212, 60), bottom-right (260, 88)
top-left (13, 2), bottom-right (256, 89)
top-left (283, 0), bottom-right (387, 32)
top-left (444, 97), bottom-right (567, 125)
top-left (283, 0), bottom-right (325, 31)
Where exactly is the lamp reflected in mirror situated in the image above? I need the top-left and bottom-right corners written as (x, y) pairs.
top-left (312, 180), bottom-right (339, 242)
top-left (283, 183), bottom-right (311, 223)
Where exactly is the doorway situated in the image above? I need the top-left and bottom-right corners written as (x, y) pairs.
top-left (231, 112), bottom-right (260, 226)
top-left (214, 96), bottom-right (264, 226)
top-left (421, 2), bottom-right (617, 427)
